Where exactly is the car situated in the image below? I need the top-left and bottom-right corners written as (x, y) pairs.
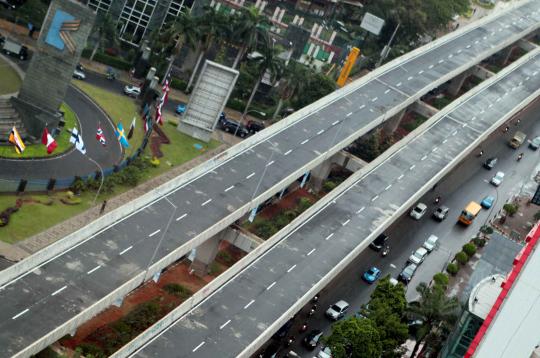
top-left (422, 234), bottom-right (439, 252)
top-left (246, 120), bottom-right (265, 134)
top-left (432, 205), bottom-right (449, 221)
top-left (362, 267), bottom-right (381, 284)
top-left (529, 136), bottom-right (540, 150)
top-left (261, 340), bottom-right (281, 358)
top-left (123, 85), bottom-right (141, 97)
top-left (325, 300), bottom-right (349, 321)
top-left (481, 195), bottom-right (495, 209)
top-left (369, 233), bottom-right (388, 251)
top-left (302, 329), bottom-right (323, 350)
top-left (317, 346), bottom-right (332, 358)
top-left (398, 263), bottom-right (418, 283)
top-left (219, 118), bottom-right (249, 138)
top-left (408, 247), bottom-right (428, 265)
top-left (483, 157), bottom-right (497, 170)
top-left (410, 203), bottom-right (427, 220)
top-left (72, 68), bottom-right (86, 80)
top-left (175, 103), bottom-right (186, 115)
top-left (490, 171), bottom-right (504, 186)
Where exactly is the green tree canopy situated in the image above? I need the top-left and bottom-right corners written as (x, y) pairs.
top-left (291, 72), bottom-right (336, 110)
top-left (325, 317), bottom-right (382, 358)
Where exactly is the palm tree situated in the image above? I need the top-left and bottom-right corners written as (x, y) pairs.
top-left (162, 12), bottom-right (199, 79)
top-left (272, 61), bottom-right (308, 120)
top-left (89, 13), bottom-right (118, 61)
top-left (407, 282), bottom-right (459, 357)
top-left (241, 43), bottom-right (283, 121)
top-left (231, 6), bottom-right (270, 69)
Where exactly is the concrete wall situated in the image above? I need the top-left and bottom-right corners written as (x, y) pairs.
top-left (411, 100), bottom-right (439, 118)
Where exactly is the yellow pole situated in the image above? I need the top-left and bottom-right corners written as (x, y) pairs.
top-left (336, 47), bottom-right (360, 87)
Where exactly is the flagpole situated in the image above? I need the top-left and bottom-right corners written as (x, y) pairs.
top-left (86, 155), bottom-right (104, 205)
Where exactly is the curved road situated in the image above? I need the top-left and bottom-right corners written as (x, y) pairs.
top-left (0, 85), bottom-right (122, 180)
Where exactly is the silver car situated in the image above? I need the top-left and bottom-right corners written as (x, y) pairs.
top-left (325, 300), bottom-right (349, 321)
top-left (408, 247), bottom-right (428, 265)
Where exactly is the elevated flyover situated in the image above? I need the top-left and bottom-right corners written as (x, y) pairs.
top-left (1, 2), bottom-right (539, 357)
top-left (130, 43), bottom-right (540, 358)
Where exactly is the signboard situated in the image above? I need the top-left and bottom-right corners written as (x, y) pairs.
top-left (337, 47), bottom-right (360, 87)
top-left (360, 12), bottom-right (385, 36)
top-left (45, 10), bottom-right (80, 53)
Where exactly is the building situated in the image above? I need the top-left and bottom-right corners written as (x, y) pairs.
top-left (85, 0), bottom-right (195, 46)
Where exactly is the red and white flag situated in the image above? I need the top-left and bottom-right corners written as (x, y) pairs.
top-left (41, 127), bottom-right (57, 154)
top-left (155, 102), bottom-right (163, 125)
top-left (155, 75), bottom-right (171, 126)
top-left (96, 124), bottom-right (106, 146)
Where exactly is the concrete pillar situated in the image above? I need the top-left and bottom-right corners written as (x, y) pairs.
top-left (224, 227), bottom-right (263, 253)
top-left (307, 43), bottom-right (315, 56)
top-left (497, 45), bottom-right (514, 66)
top-left (328, 51), bottom-right (335, 63)
top-left (311, 23), bottom-right (318, 36)
top-left (446, 71), bottom-right (468, 96)
top-left (272, 6), bottom-right (279, 20)
top-left (382, 108), bottom-right (406, 134)
top-left (472, 65), bottom-right (495, 80)
top-left (411, 100), bottom-right (439, 119)
top-left (278, 9), bottom-right (285, 23)
top-left (316, 25), bottom-right (323, 38)
top-left (260, 1), bottom-right (267, 12)
top-left (329, 31), bottom-right (337, 44)
top-left (190, 235), bottom-right (222, 277)
top-left (292, 14), bottom-right (299, 25)
top-left (310, 159), bottom-right (333, 192)
top-left (517, 38), bottom-right (538, 52)
top-left (338, 150), bottom-right (368, 172)
top-left (298, 17), bottom-right (304, 26)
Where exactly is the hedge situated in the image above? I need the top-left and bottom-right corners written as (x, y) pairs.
top-left (81, 49), bottom-right (132, 71)
top-left (170, 77), bottom-right (187, 92)
top-left (462, 243), bottom-right (477, 257)
top-left (455, 251), bottom-right (469, 265)
top-left (446, 263), bottom-right (459, 276)
top-left (433, 272), bottom-right (449, 287)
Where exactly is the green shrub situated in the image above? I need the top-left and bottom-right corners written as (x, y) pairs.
top-left (274, 213), bottom-right (290, 229)
top-left (503, 203), bottom-right (518, 216)
top-left (433, 272), bottom-right (450, 287)
top-left (462, 243), bottom-right (477, 257)
top-left (170, 77), bottom-right (187, 91)
top-left (216, 250), bottom-right (234, 265)
top-left (473, 237), bottom-right (487, 247)
top-left (70, 177), bottom-right (86, 194)
top-left (164, 283), bottom-right (192, 299)
top-left (323, 180), bottom-right (338, 192)
top-left (479, 225), bottom-right (493, 235)
top-left (208, 262), bottom-right (222, 276)
top-left (254, 221), bottom-right (278, 239)
top-left (77, 343), bottom-right (105, 358)
top-left (91, 52), bottom-right (132, 71)
top-left (446, 263), bottom-right (459, 276)
top-left (297, 197), bottom-right (312, 212)
top-left (455, 251), bottom-right (469, 265)
top-left (227, 98), bottom-right (246, 112)
top-left (284, 210), bottom-right (298, 221)
top-left (122, 165), bottom-right (142, 187)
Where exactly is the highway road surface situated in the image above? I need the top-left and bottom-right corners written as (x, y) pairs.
top-left (1, 2), bottom-right (539, 356)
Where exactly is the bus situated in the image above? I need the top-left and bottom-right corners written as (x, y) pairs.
top-left (458, 201), bottom-right (482, 225)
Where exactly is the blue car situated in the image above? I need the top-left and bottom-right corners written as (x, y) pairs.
top-left (175, 103), bottom-right (186, 115)
top-left (481, 195), bottom-right (495, 209)
top-left (363, 267), bottom-right (381, 284)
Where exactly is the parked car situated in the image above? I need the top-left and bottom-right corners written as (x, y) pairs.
top-left (219, 118), bottom-right (249, 138)
top-left (399, 263), bottom-right (418, 283)
top-left (432, 206), bottom-right (449, 221)
top-left (72, 68), bottom-right (86, 80)
top-left (362, 267), bottom-right (381, 284)
top-left (1, 38), bottom-right (28, 60)
top-left (410, 203), bottom-right (427, 220)
top-left (483, 157), bottom-right (498, 170)
top-left (490, 171), bottom-right (505, 186)
top-left (481, 195), bottom-right (495, 209)
top-left (246, 120), bottom-right (265, 134)
top-left (317, 346), bottom-right (332, 358)
top-left (123, 85), bottom-right (141, 97)
top-left (325, 300), bottom-right (349, 321)
top-left (303, 329), bottom-right (324, 350)
top-left (175, 103), bottom-right (186, 115)
top-left (408, 247), bottom-right (428, 265)
top-left (529, 136), bottom-right (540, 150)
top-left (422, 234), bottom-right (439, 252)
top-left (369, 233), bottom-right (388, 251)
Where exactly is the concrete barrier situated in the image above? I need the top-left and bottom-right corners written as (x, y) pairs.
top-left (114, 45), bottom-right (540, 358)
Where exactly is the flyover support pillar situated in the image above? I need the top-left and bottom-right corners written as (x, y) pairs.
top-left (190, 234), bottom-right (222, 277)
top-left (472, 65), bottom-right (495, 80)
top-left (497, 45), bottom-right (514, 67)
top-left (517, 38), bottom-right (538, 52)
top-left (446, 70), bottom-right (470, 97)
top-left (411, 101), bottom-right (439, 119)
top-left (382, 108), bottom-right (406, 134)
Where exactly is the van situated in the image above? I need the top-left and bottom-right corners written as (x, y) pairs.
top-left (458, 201), bottom-right (482, 225)
top-left (509, 131), bottom-right (526, 149)
top-left (1, 38), bottom-right (28, 60)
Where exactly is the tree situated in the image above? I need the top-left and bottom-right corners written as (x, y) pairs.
top-left (325, 317), bottom-right (382, 358)
top-left (89, 13), bottom-right (118, 61)
top-left (231, 6), bottom-right (270, 69)
top-left (369, 276), bottom-right (407, 315)
top-left (291, 72), bottom-right (336, 110)
top-left (272, 61), bottom-right (309, 120)
top-left (161, 12), bottom-right (199, 78)
top-left (407, 282), bottom-right (459, 357)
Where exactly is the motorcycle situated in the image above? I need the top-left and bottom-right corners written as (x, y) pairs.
top-left (285, 336), bottom-right (295, 347)
top-left (312, 294), bottom-right (319, 303)
top-left (299, 323), bottom-right (308, 333)
top-left (382, 245), bottom-right (390, 257)
top-left (434, 196), bottom-right (441, 204)
top-left (517, 153), bottom-right (524, 161)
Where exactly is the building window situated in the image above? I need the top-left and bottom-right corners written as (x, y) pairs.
top-left (119, 0), bottom-right (158, 45)
top-left (88, 0), bottom-right (112, 14)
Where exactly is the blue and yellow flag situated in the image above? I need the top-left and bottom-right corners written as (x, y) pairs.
top-left (115, 122), bottom-right (129, 148)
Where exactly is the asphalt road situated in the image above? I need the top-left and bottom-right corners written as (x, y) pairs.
top-left (133, 47), bottom-right (540, 358)
top-left (1, 3), bottom-right (539, 356)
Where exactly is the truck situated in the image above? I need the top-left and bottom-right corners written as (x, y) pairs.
top-left (509, 131), bottom-right (527, 149)
top-left (1, 38), bottom-right (28, 60)
top-left (458, 201), bottom-right (482, 226)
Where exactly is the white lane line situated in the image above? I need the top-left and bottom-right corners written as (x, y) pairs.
top-left (452, 130), bottom-right (458, 136)
top-left (332, 120), bottom-right (340, 126)
top-left (244, 299), bottom-right (255, 309)
top-left (410, 165), bottom-right (416, 170)
top-left (371, 195), bottom-right (379, 202)
top-left (462, 123), bottom-right (467, 128)
top-left (384, 89), bottom-right (390, 94)
top-left (475, 40), bottom-right (479, 44)
top-left (418, 70), bottom-right (424, 74)
top-left (346, 112), bottom-right (353, 117)
top-left (448, 54), bottom-right (453, 59)
top-left (390, 264), bottom-right (397, 269)
top-left (317, 129), bottom-right (325, 135)
top-left (148, 229), bottom-right (161, 238)
top-left (421, 155), bottom-right (427, 161)
top-left (87, 265), bottom-right (101, 275)
top-left (385, 184), bottom-right (392, 191)
top-left (371, 97), bottom-right (378, 102)
top-left (442, 139), bottom-right (447, 144)
top-left (359, 104), bottom-right (366, 109)
top-left (201, 199), bottom-right (212, 206)
top-left (342, 219), bottom-right (350, 226)
top-left (246, 172), bottom-right (255, 179)
top-left (432, 147), bottom-right (438, 152)
top-left (466, 44), bottom-right (471, 49)
top-left (176, 213), bottom-right (187, 221)
top-left (325, 233), bottom-right (334, 241)
top-left (287, 265), bottom-right (297, 273)
top-left (457, 49), bottom-right (462, 53)
top-left (438, 59), bottom-right (444, 64)
top-left (119, 246), bottom-right (133, 255)
top-left (51, 285), bottom-right (67, 296)
top-left (396, 82), bottom-right (402, 87)
top-left (12, 309), bottom-right (29, 320)
top-left (284, 149), bottom-right (292, 156)
top-left (266, 281), bottom-right (276, 290)
top-left (266, 160), bottom-right (275, 167)
top-left (192, 342), bottom-right (205, 352)
top-left (301, 139), bottom-right (309, 145)
top-left (369, 108), bottom-right (374, 113)
top-left (471, 116), bottom-right (476, 121)
top-left (397, 174), bottom-right (404, 180)
top-left (219, 320), bottom-right (231, 330)
top-left (428, 64), bottom-right (434, 69)
top-left (307, 248), bottom-right (316, 256)
top-left (356, 206), bottom-right (365, 214)
top-left (224, 185), bottom-right (234, 192)
top-left (407, 76), bottom-right (413, 81)
top-left (525, 76), bottom-right (530, 81)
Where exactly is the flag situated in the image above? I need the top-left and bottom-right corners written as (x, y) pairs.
top-left (8, 127), bottom-right (25, 154)
top-left (127, 117), bottom-right (136, 139)
top-left (41, 127), bottom-right (57, 154)
top-left (69, 128), bottom-right (86, 154)
top-left (144, 115), bottom-right (153, 133)
top-left (96, 123), bottom-right (106, 146)
top-left (115, 122), bottom-right (129, 148)
top-left (155, 75), bottom-right (170, 126)
top-left (155, 102), bottom-right (163, 125)
top-left (162, 75), bottom-right (170, 105)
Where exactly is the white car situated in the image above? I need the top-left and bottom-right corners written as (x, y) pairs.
top-left (410, 203), bottom-right (428, 220)
top-left (123, 85), bottom-right (141, 97)
top-left (72, 68), bottom-right (86, 80)
top-left (408, 247), bottom-right (428, 265)
top-left (317, 346), bottom-right (332, 358)
top-left (325, 300), bottom-right (349, 321)
top-left (422, 234), bottom-right (439, 252)
top-left (490, 171), bottom-right (505, 186)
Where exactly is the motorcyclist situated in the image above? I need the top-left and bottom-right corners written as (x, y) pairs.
top-left (517, 153), bottom-right (524, 161)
